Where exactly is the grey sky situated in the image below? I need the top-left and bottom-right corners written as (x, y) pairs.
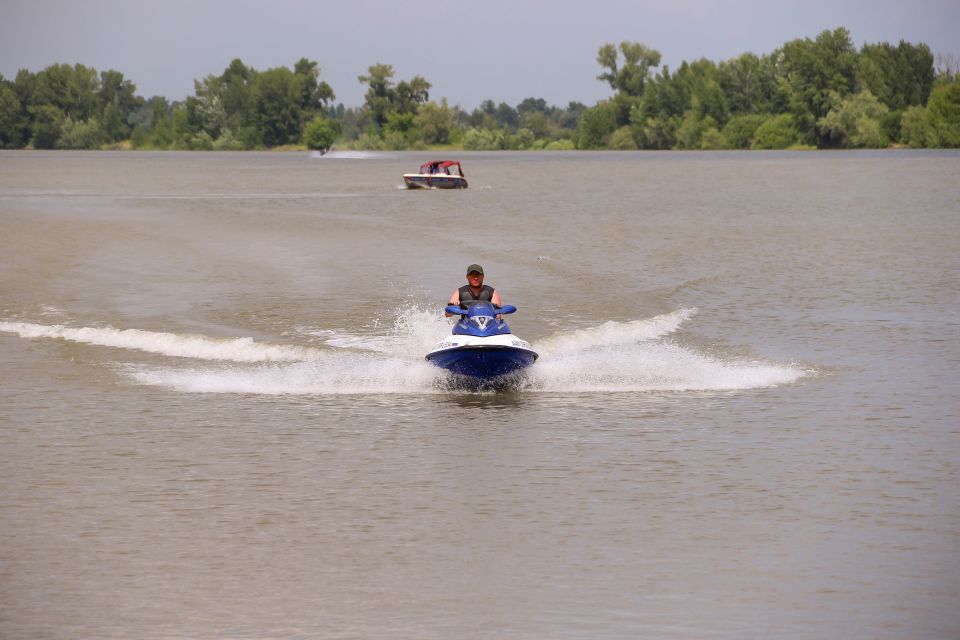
top-left (2, 0), bottom-right (958, 109)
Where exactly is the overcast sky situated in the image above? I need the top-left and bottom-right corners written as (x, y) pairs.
top-left (2, 0), bottom-right (958, 109)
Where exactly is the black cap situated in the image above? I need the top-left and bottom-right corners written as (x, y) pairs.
top-left (466, 264), bottom-right (484, 275)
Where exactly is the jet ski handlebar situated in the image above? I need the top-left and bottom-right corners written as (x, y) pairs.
top-left (445, 304), bottom-right (517, 316)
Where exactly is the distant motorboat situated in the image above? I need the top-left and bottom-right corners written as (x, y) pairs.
top-left (403, 160), bottom-right (468, 189)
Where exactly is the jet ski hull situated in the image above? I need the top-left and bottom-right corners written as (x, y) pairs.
top-left (426, 345), bottom-right (538, 379)
top-left (426, 301), bottom-right (538, 386)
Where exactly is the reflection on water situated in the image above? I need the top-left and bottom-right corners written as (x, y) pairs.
top-left (435, 389), bottom-right (529, 411)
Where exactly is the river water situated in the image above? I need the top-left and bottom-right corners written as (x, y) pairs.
top-left (1, 149), bottom-right (958, 639)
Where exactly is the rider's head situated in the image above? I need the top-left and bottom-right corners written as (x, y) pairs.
top-left (466, 264), bottom-right (484, 287)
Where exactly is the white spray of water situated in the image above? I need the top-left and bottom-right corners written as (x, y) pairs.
top-left (315, 150), bottom-right (385, 160)
top-left (1, 307), bottom-right (807, 395)
top-left (317, 304), bottom-right (452, 357)
top-left (126, 357), bottom-right (444, 395)
top-left (0, 321), bottom-right (320, 363)
top-left (524, 308), bottom-right (803, 392)
top-left (536, 308), bottom-right (695, 355)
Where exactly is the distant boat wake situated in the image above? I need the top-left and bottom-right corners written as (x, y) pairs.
top-left (0, 307), bottom-right (807, 395)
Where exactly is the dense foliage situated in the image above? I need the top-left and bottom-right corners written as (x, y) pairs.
top-left (1, 28), bottom-right (957, 151)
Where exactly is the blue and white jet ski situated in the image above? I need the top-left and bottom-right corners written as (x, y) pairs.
top-left (426, 301), bottom-right (538, 382)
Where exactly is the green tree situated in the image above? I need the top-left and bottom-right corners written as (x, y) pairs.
top-left (675, 110), bottom-right (718, 149)
top-left (32, 63), bottom-right (101, 122)
top-left (494, 102), bottom-right (518, 129)
top-left (0, 82), bottom-right (25, 148)
top-left (517, 97), bottom-right (547, 114)
top-left (414, 99), bottom-right (454, 145)
top-left (776, 28), bottom-right (858, 144)
top-left (294, 58), bottom-right (335, 116)
top-left (639, 66), bottom-right (685, 123)
top-left (463, 127), bottom-right (506, 150)
top-left (630, 59), bottom-right (726, 148)
top-left (858, 40), bottom-right (934, 111)
top-left (608, 125), bottom-right (637, 150)
top-left (129, 96), bottom-right (173, 148)
top-left (558, 101), bottom-right (586, 130)
top-left (545, 139), bottom-right (576, 150)
top-left (394, 76), bottom-right (430, 114)
top-left (718, 53), bottom-right (778, 115)
top-left (148, 97), bottom-right (174, 148)
top-left (722, 114), bottom-right (769, 149)
top-left (513, 128), bottom-right (535, 149)
top-left (670, 59), bottom-right (729, 125)
top-left (632, 109), bottom-right (679, 150)
top-left (577, 101), bottom-right (617, 149)
top-left (818, 90), bottom-right (889, 148)
top-left (358, 63), bottom-right (396, 129)
top-left (597, 41), bottom-right (662, 97)
top-left (253, 67), bottom-right (304, 146)
top-left (899, 105), bottom-right (933, 148)
top-left (468, 99), bottom-right (496, 129)
top-left (57, 116), bottom-right (102, 149)
top-left (519, 110), bottom-right (549, 139)
top-left (751, 114), bottom-right (798, 149)
top-left (303, 115), bottom-right (337, 152)
top-left (15, 63), bottom-right (144, 147)
top-left (383, 111), bottom-right (415, 147)
top-left (192, 75), bottom-right (226, 138)
top-left (700, 127), bottom-right (727, 149)
top-left (220, 58), bottom-right (256, 140)
top-left (98, 69), bottom-right (141, 142)
top-left (170, 101), bottom-right (200, 148)
top-left (12, 69), bottom-right (36, 107)
top-left (175, 58), bottom-right (337, 149)
top-left (30, 104), bottom-right (64, 148)
top-left (926, 81), bottom-right (960, 147)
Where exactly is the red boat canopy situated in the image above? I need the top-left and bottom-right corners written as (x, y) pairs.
top-left (419, 160), bottom-right (465, 176)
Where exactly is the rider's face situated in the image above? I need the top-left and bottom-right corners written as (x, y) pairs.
top-left (467, 272), bottom-right (483, 287)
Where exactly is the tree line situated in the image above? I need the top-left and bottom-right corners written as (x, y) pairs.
top-left (1, 27), bottom-right (957, 151)
top-left (580, 28), bottom-right (959, 150)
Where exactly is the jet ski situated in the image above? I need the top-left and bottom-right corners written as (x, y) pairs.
top-left (426, 301), bottom-right (538, 383)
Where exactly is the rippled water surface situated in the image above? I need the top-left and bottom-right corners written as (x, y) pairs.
top-left (1, 150), bottom-right (958, 639)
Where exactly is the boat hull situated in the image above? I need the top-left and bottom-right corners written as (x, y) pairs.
top-left (403, 174), bottom-right (468, 189)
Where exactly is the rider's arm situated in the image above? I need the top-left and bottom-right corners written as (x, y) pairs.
top-left (492, 289), bottom-right (503, 319)
top-left (445, 289), bottom-right (460, 317)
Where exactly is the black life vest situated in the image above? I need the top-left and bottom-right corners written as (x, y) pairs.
top-left (458, 284), bottom-right (495, 308)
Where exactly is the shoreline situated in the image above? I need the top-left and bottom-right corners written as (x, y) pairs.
top-left (3, 143), bottom-right (938, 153)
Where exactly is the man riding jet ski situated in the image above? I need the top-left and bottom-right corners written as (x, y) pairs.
top-left (427, 264), bottom-right (538, 382)
top-left (445, 263), bottom-right (500, 315)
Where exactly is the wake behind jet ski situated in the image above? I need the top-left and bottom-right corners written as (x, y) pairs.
top-left (426, 301), bottom-right (538, 385)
